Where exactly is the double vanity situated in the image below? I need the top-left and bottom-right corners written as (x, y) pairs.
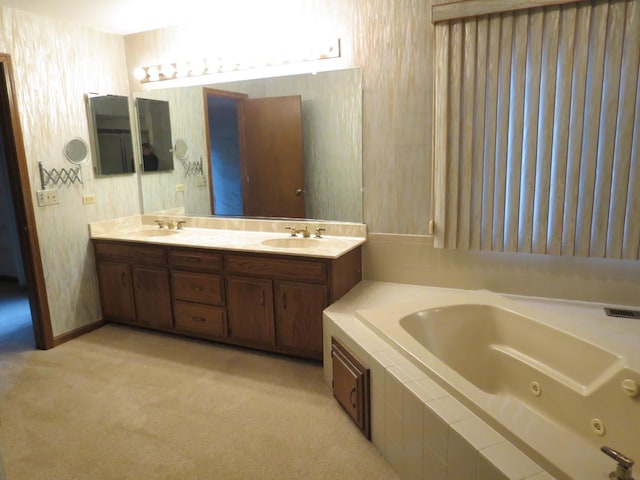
top-left (89, 214), bottom-right (366, 360)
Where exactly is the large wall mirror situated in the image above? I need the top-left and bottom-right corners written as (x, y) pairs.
top-left (135, 98), bottom-right (174, 172)
top-left (133, 67), bottom-right (363, 222)
top-left (86, 94), bottom-right (135, 175)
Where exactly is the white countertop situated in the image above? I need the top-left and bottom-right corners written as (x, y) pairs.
top-left (89, 215), bottom-right (367, 259)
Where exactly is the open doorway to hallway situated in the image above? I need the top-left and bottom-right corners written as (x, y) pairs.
top-left (0, 280), bottom-right (33, 352)
top-left (0, 53), bottom-right (53, 350)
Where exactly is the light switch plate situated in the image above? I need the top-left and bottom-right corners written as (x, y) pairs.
top-left (36, 189), bottom-right (59, 206)
top-left (82, 194), bottom-right (97, 204)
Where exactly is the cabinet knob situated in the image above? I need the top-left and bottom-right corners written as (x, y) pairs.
top-left (350, 386), bottom-right (357, 408)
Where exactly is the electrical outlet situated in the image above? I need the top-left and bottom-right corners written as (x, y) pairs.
top-left (36, 189), bottom-right (59, 207)
top-left (175, 184), bottom-right (185, 192)
top-left (82, 194), bottom-right (97, 205)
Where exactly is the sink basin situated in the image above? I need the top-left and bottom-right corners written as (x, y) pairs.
top-left (131, 228), bottom-right (180, 237)
top-left (261, 238), bottom-right (320, 249)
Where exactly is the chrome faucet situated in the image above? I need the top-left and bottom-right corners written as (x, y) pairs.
top-left (602, 446), bottom-right (634, 480)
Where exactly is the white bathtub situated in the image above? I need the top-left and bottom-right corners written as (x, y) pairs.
top-left (355, 289), bottom-right (640, 479)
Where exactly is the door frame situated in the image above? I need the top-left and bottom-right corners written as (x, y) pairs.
top-left (0, 53), bottom-right (54, 349)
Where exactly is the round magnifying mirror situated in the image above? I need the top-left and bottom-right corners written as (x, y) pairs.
top-left (174, 138), bottom-right (188, 160)
top-left (64, 138), bottom-right (89, 166)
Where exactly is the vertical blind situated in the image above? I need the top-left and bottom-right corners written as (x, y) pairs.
top-left (433, 0), bottom-right (640, 259)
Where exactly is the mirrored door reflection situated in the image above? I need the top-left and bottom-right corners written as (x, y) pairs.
top-left (136, 98), bottom-right (174, 172)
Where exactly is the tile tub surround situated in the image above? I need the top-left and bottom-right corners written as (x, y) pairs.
top-left (89, 215), bottom-right (367, 259)
top-left (322, 281), bottom-right (640, 480)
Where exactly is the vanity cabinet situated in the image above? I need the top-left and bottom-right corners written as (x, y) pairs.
top-left (94, 241), bottom-right (172, 329)
top-left (225, 253), bottom-right (350, 359)
top-left (93, 239), bottom-right (362, 360)
top-left (331, 337), bottom-right (371, 439)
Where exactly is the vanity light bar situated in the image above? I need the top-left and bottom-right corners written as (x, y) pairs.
top-left (134, 39), bottom-right (341, 83)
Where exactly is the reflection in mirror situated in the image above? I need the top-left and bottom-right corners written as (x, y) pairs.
top-left (86, 94), bottom-right (135, 175)
top-left (135, 98), bottom-right (174, 172)
top-left (134, 67), bottom-right (363, 222)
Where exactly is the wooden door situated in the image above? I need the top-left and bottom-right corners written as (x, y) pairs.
top-left (226, 275), bottom-right (275, 346)
top-left (241, 95), bottom-right (305, 218)
top-left (275, 281), bottom-right (327, 357)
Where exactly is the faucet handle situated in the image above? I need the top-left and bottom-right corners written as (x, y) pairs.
top-left (154, 219), bottom-right (164, 229)
top-left (314, 228), bottom-right (326, 238)
top-left (285, 226), bottom-right (297, 237)
top-left (177, 220), bottom-right (187, 230)
top-left (601, 446), bottom-right (634, 480)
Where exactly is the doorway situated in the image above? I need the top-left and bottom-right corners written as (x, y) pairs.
top-left (203, 88), bottom-right (306, 218)
top-left (0, 54), bottom-right (53, 350)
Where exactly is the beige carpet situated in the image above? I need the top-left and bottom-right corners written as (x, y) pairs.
top-left (0, 324), bottom-right (398, 480)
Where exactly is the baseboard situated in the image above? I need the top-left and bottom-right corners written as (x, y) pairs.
top-left (53, 318), bottom-right (107, 347)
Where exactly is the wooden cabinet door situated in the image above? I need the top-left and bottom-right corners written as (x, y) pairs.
top-left (132, 265), bottom-right (172, 329)
top-left (226, 275), bottom-right (275, 346)
top-left (275, 281), bottom-right (327, 357)
top-left (97, 261), bottom-right (135, 322)
top-left (331, 338), bottom-right (370, 439)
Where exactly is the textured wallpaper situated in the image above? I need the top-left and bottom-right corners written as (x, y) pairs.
top-left (1, 7), bottom-right (140, 336)
top-left (124, 0), bottom-right (433, 234)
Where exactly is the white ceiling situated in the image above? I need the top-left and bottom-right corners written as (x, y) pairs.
top-left (0, 0), bottom-right (205, 35)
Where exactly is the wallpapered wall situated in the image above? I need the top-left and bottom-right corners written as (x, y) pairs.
top-left (0, 7), bottom-right (139, 336)
top-left (124, 0), bottom-right (434, 235)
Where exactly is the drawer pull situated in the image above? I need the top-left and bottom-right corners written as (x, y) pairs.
top-left (186, 257), bottom-right (202, 263)
top-left (282, 292), bottom-right (288, 310)
top-left (350, 386), bottom-right (357, 408)
top-left (190, 286), bottom-right (203, 292)
top-left (121, 272), bottom-right (127, 287)
top-left (192, 316), bottom-right (206, 322)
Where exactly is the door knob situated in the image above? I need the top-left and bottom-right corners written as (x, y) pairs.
top-left (295, 188), bottom-right (305, 196)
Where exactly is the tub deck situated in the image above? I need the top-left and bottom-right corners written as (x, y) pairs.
top-left (323, 281), bottom-right (640, 480)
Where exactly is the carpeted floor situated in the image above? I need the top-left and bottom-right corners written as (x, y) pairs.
top-left (0, 323), bottom-right (398, 480)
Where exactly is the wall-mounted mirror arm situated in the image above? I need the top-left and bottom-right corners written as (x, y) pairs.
top-left (37, 138), bottom-right (89, 189)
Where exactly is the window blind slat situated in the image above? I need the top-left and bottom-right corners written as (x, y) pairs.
top-left (433, 24), bottom-right (449, 248)
top-left (562, 3), bottom-right (591, 256)
top-left (533, 8), bottom-right (561, 254)
top-left (547, 5), bottom-right (577, 255)
top-left (622, 65), bottom-right (640, 259)
top-left (504, 12), bottom-right (529, 252)
top-left (481, 15), bottom-right (502, 250)
top-left (458, 19), bottom-right (478, 249)
top-left (609, 0), bottom-right (640, 258)
top-left (519, 9), bottom-right (544, 251)
top-left (590, 1), bottom-right (626, 257)
top-left (575, 1), bottom-right (609, 256)
top-left (470, 17), bottom-right (489, 250)
top-left (446, 22), bottom-right (464, 248)
top-left (492, 13), bottom-right (514, 251)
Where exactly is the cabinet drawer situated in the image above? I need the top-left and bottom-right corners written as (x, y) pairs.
top-left (174, 301), bottom-right (226, 337)
top-left (171, 271), bottom-right (224, 305)
top-left (94, 241), bottom-right (166, 265)
top-left (169, 249), bottom-right (222, 271)
top-left (225, 255), bottom-right (327, 283)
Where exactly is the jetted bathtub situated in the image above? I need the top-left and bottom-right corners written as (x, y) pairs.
top-left (356, 290), bottom-right (640, 480)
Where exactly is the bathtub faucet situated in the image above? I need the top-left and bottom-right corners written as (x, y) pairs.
top-left (601, 446), bottom-right (634, 480)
